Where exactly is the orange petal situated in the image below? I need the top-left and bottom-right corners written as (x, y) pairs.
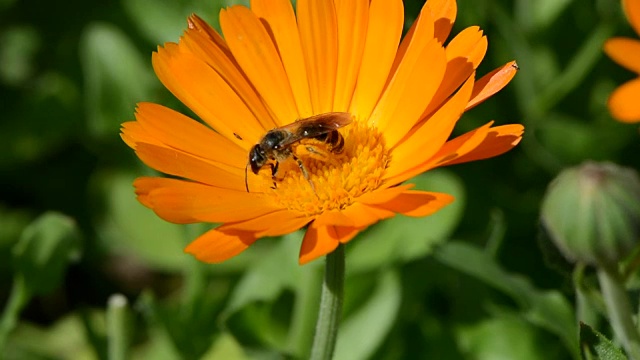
top-left (152, 44), bottom-right (265, 144)
top-left (299, 220), bottom-right (340, 264)
top-left (385, 122), bottom-right (492, 185)
top-left (297, 0), bottom-right (338, 114)
top-left (624, 0), bottom-right (640, 37)
top-left (373, 190), bottom-right (454, 217)
top-left (427, 0), bottom-right (457, 43)
top-left (391, 3), bottom-right (435, 84)
top-left (342, 202), bottom-right (396, 227)
top-left (334, 226), bottom-right (362, 244)
top-left (134, 177), bottom-right (280, 224)
top-left (604, 38), bottom-right (640, 74)
top-left (313, 202), bottom-right (395, 228)
top-left (385, 121), bottom-right (520, 184)
top-left (466, 61), bottom-right (518, 111)
top-left (373, 39), bottom-right (446, 148)
top-left (251, 0), bottom-right (313, 117)
top-left (134, 143), bottom-right (245, 191)
top-left (312, 209), bottom-right (354, 227)
top-left (332, 0), bottom-right (369, 111)
top-left (185, 15), bottom-right (232, 59)
top-left (299, 220), bottom-right (363, 264)
top-left (182, 15), bottom-right (278, 131)
top-left (223, 209), bottom-right (307, 234)
top-left (385, 74), bottom-right (475, 182)
top-left (432, 121), bottom-right (494, 165)
top-left (608, 78), bottom-right (640, 123)
top-left (220, 5), bottom-right (299, 125)
top-left (393, 122), bottom-right (523, 177)
top-left (257, 216), bottom-right (311, 237)
top-left (134, 177), bottom-right (179, 210)
top-left (185, 226), bottom-right (258, 263)
top-left (120, 121), bottom-right (162, 149)
top-left (421, 26), bottom-right (487, 117)
top-left (357, 183), bottom-right (415, 205)
top-left (134, 102), bottom-right (247, 167)
top-left (349, 0), bottom-right (404, 121)
top-left (440, 124), bottom-right (524, 166)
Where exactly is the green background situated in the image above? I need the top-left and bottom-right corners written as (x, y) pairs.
top-left (1, 0), bottom-right (639, 358)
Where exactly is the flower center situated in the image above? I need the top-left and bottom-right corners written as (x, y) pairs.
top-left (259, 121), bottom-right (389, 216)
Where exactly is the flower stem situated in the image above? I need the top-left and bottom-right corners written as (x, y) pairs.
top-left (597, 264), bottom-right (640, 359)
top-left (0, 276), bottom-right (30, 351)
top-left (107, 294), bottom-right (130, 360)
top-left (574, 264), bottom-right (598, 332)
top-left (310, 244), bottom-right (345, 360)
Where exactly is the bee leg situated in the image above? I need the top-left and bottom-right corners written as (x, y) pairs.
top-left (305, 146), bottom-right (326, 157)
top-left (245, 164), bottom-right (250, 192)
top-left (292, 154), bottom-right (316, 193)
top-left (270, 162), bottom-right (279, 189)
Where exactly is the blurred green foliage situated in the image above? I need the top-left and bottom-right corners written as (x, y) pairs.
top-left (1, 0), bottom-right (639, 359)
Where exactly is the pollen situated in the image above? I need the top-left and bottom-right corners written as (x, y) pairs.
top-left (263, 121), bottom-right (390, 216)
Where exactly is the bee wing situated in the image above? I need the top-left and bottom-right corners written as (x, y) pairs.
top-left (278, 112), bottom-right (353, 147)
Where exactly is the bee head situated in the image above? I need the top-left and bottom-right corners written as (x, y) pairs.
top-left (249, 144), bottom-right (266, 174)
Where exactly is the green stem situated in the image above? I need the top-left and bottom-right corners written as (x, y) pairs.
top-left (0, 276), bottom-right (31, 351)
top-left (310, 244), bottom-right (345, 360)
top-left (574, 264), bottom-right (598, 332)
top-left (107, 294), bottom-right (129, 360)
top-left (623, 248), bottom-right (640, 282)
top-left (597, 264), bottom-right (640, 359)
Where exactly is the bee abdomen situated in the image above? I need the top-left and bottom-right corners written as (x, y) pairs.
top-left (331, 132), bottom-right (345, 153)
top-left (326, 131), bottom-right (344, 153)
top-left (311, 130), bottom-right (345, 153)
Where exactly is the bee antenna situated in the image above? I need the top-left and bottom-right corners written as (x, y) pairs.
top-left (245, 163), bottom-right (250, 193)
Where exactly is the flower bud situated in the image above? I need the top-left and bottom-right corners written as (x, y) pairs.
top-left (540, 161), bottom-right (640, 266)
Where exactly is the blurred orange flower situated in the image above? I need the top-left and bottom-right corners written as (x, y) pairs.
top-left (121, 0), bottom-right (523, 265)
top-left (604, 0), bottom-right (640, 123)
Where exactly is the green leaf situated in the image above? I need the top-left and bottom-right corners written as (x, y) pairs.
top-left (334, 270), bottom-right (402, 360)
top-left (223, 232), bottom-right (310, 318)
top-left (347, 169), bottom-right (465, 273)
top-left (531, 0), bottom-right (575, 30)
top-left (137, 288), bottom-right (224, 360)
top-left (0, 25), bottom-right (40, 86)
top-left (6, 312), bottom-right (102, 360)
top-left (580, 322), bottom-right (627, 360)
top-left (0, 206), bottom-right (31, 250)
top-left (532, 24), bottom-right (614, 114)
top-left (80, 23), bottom-right (156, 140)
top-left (537, 114), bottom-right (630, 164)
top-left (122, 0), bottom-right (236, 44)
top-left (457, 310), bottom-right (546, 360)
top-left (12, 212), bottom-right (81, 295)
top-left (201, 333), bottom-right (248, 360)
top-left (435, 241), bottom-right (580, 359)
top-left (222, 232), bottom-right (321, 352)
top-left (285, 260), bottom-right (323, 359)
top-left (0, 70), bottom-right (80, 169)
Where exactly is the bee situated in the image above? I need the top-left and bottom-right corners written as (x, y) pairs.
top-left (245, 112), bottom-right (353, 193)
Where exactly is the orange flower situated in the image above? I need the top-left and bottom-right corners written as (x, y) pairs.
top-left (121, 0), bottom-right (524, 265)
top-left (604, 0), bottom-right (640, 123)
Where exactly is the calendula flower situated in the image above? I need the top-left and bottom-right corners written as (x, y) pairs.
top-left (604, 0), bottom-right (640, 123)
top-left (121, 0), bottom-right (524, 265)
